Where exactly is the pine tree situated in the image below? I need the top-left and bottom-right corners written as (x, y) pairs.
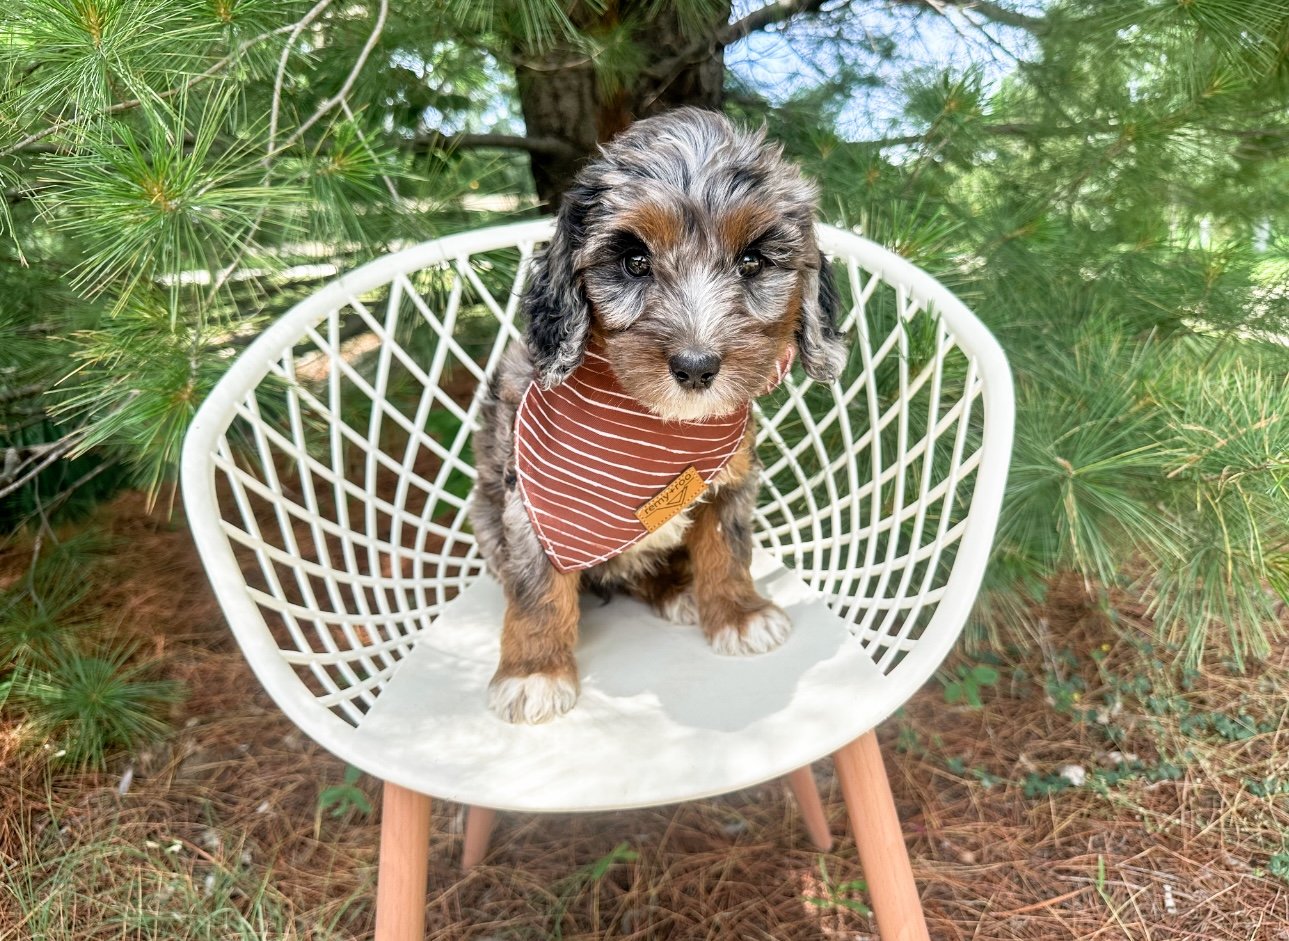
top-left (1, 0), bottom-right (1287, 664)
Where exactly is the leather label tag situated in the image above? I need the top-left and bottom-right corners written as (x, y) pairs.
top-left (636, 465), bottom-right (707, 533)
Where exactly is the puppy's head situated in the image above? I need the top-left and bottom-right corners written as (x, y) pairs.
top-left (524, 107), bottom-right (846, 420)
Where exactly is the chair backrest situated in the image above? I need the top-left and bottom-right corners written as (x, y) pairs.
top-left (182, 220), bottom-right (1013, 739)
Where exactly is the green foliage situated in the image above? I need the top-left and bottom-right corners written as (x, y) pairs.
top-left (1, 535), bottom-right (182, 768)
top-left (1022, 771), bottom-right (1073, 799)
top-left (51, 87), bottom-right (285, 317)
top-left (766, 0), bottom-right (1289, 667)
top-left (56, 308), bottom-right (240, 496)
top-left (548, 841), bottom-right (640, 939)
top-left (941, 662), bottom-right (1000, 708)
top-left (15, 644), bottom-right (181, 768)
top-left (944, 755), bottom-right (1003, 788)
top-left (580, 841), bottom-right (640, 881)
top-left (1269, 852), bottom-right (1289, 885)
top-left (803, 858), bottom-right (871, 917)
top-left (4, 0), bottom-right (213, 118)
top-left (1243, 777), bottom-right (1289, 798)
top-left (3, 0), bottom-right (1289, 668)
top-left (1, 0), bottom-right (486, 520)
top-left (317, 765), bottom-right (373, 818)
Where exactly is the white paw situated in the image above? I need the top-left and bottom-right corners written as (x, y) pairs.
top-left (709, 605), bottom-right (793, 656)
top-left (656, 590), bottom-right (699, 626)
top-left (488, 672), bottom-right (578, 724)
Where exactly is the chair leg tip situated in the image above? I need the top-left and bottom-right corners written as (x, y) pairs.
top-left (462, 805), bottom-right (497, 871)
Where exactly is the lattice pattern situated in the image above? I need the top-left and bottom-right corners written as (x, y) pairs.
top-left (752, 259), bottom-right (983, 674)
top-left (209, 238), bottom-right (535, 725)
top-left (191, 223), bottom-right (1001, 727)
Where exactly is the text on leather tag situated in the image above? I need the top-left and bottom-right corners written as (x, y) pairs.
top-left (636, 465), bottom-right (707, 533)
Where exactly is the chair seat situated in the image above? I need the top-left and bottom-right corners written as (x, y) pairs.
top-left (338, 551), bottom-right (890, 812)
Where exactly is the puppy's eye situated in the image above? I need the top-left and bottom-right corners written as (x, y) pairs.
top-left (737, 252), bottom-right (764, 278)
top-left (623, 252), bottom-right (652, 278)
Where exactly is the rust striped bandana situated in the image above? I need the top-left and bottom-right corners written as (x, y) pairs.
top-left (514, 346), bottom-right (792, 573)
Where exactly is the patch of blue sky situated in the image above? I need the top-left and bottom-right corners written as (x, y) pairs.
top-left (725, 0), bottom-right (1044, 141)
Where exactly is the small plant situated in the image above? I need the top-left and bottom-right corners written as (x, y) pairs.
top-left (15, 644), bottom-right (181, 768)
top-left (942, 663), bottom-right (1000, 708)
top-left (1268, 853), bottom-right (1289, 885)
top-left (1178, 709), bottom-right (1274, 743)
top-left (1245, 777), bottom-right (1289, 798)
top-left (1022, 772), bottom-right (1073, 799)
top-left (895, 718), bottom-right (922, 754)
top-left (0, 592), bottom-right (81, 669)
top-left (580, 841), bottom-right (639, 881)
top-left (318, 766), bottom-right (373, 818)
top-left (1, 536), bottom-right (183, 769)
top-left (1211, 711), bottom-right (1263, 742)
top-left (549, 842), bottom-right (640, 939)
top-left (804, 857), bottom-right (871, 916)
top-left (946, 756), bottom-right (1005, 788)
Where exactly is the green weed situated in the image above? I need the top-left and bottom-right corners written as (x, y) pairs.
top-left (804, 857), bottom-right (871, 917)
top-left (942, 662), bottom-right (1000, 708)
top-left (317, 765), bottom-right (374, 819)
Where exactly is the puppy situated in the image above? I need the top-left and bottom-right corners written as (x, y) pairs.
top-left (469, 107), bottom-right (846, 724)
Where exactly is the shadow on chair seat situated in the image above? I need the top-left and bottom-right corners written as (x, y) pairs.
top-left (350, 550), bottom-right (888, 813)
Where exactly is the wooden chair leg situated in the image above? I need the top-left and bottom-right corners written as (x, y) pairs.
top-left (374, 782), bottom-right (432, 941)
top-left (833, 731), bottom-right (930, 941)
top-left (785, 765), bottom-right (834, 851)
top-left (462, 805), bottom-right (497, 869)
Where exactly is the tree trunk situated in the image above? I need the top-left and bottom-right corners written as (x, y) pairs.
top-left (513, 1), bottom-right (732, 210)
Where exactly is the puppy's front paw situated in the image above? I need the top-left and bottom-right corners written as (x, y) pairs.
top-left (488, 669), bottom-right (579, 724)
top-left (654, 589), bottom-right (699, 626)
top-left (708, 603), bottom-right (793, 656)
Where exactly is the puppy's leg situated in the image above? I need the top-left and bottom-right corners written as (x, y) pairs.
top-left (490, 572), bottom-right (580, 723)
top-left (488, 496), bottom-right (581, 724)
top-left (687, 462), bottom-right (792, 656)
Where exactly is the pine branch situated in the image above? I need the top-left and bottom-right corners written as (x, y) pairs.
top-left (3, 129), bottom-right (573, 207)
top-left (198, 0), bottom-right (390, 311)
top-left (850, 118), bottom-right (1289, 149)
top-left (267, 0), bottom-right (335, 156)
top-left (0, 432), bottom-right (88, 499)
top-left (718, 0), bottom-right (840, 45)
top-left (5, 184), bottom-right (46, 205)
top-left (0, 20), bottom-right (306, 160)
top-left (266, 0), bottom-right (389, 159)
top-left (12, 455), bottom-right (121, 527)
top-left (890, 0), bottom-right (1047, 32)
top-left (0, 383), bottom-right (46, 405)
top-left (646, 0), bottom-right (850, 81)
top-left (410, 132), bottom-right (578, 159)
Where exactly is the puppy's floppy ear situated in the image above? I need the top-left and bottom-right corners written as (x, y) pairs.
top-left (525, 182), bottom-right (600, 389)
top-left (796, 247), bottom-right (847, 382)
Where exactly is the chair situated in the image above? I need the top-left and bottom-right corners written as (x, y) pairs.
top-left (181, 219), bottom-right (1013, 941)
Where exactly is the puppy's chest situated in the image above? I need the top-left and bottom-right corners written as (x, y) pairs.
top-left (598, 507), bottom-right (695, 579)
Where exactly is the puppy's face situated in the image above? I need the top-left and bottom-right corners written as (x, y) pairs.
top-left (524, 108), bottom-right (846, 413)
top-left (579, 186), bottom-right (807, 421)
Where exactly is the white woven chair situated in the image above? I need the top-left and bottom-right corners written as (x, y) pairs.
top-left (182, 219), bottom-right (1013, 941)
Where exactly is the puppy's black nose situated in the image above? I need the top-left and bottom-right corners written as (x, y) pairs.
top-left (668, 351), bottom-right (722, 390)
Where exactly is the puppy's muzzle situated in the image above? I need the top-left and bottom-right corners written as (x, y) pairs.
top-left (668, 350), bottom-right (722, 390)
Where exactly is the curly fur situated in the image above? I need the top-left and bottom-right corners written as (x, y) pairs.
top-left (468, 107), bottom-right (845, 723)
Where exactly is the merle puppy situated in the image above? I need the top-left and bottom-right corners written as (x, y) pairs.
top-left (469, 107), bottom-right (845, 724)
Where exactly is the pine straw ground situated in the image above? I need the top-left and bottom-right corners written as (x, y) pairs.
top-left (3, 492), bottom-right (1289, 940)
